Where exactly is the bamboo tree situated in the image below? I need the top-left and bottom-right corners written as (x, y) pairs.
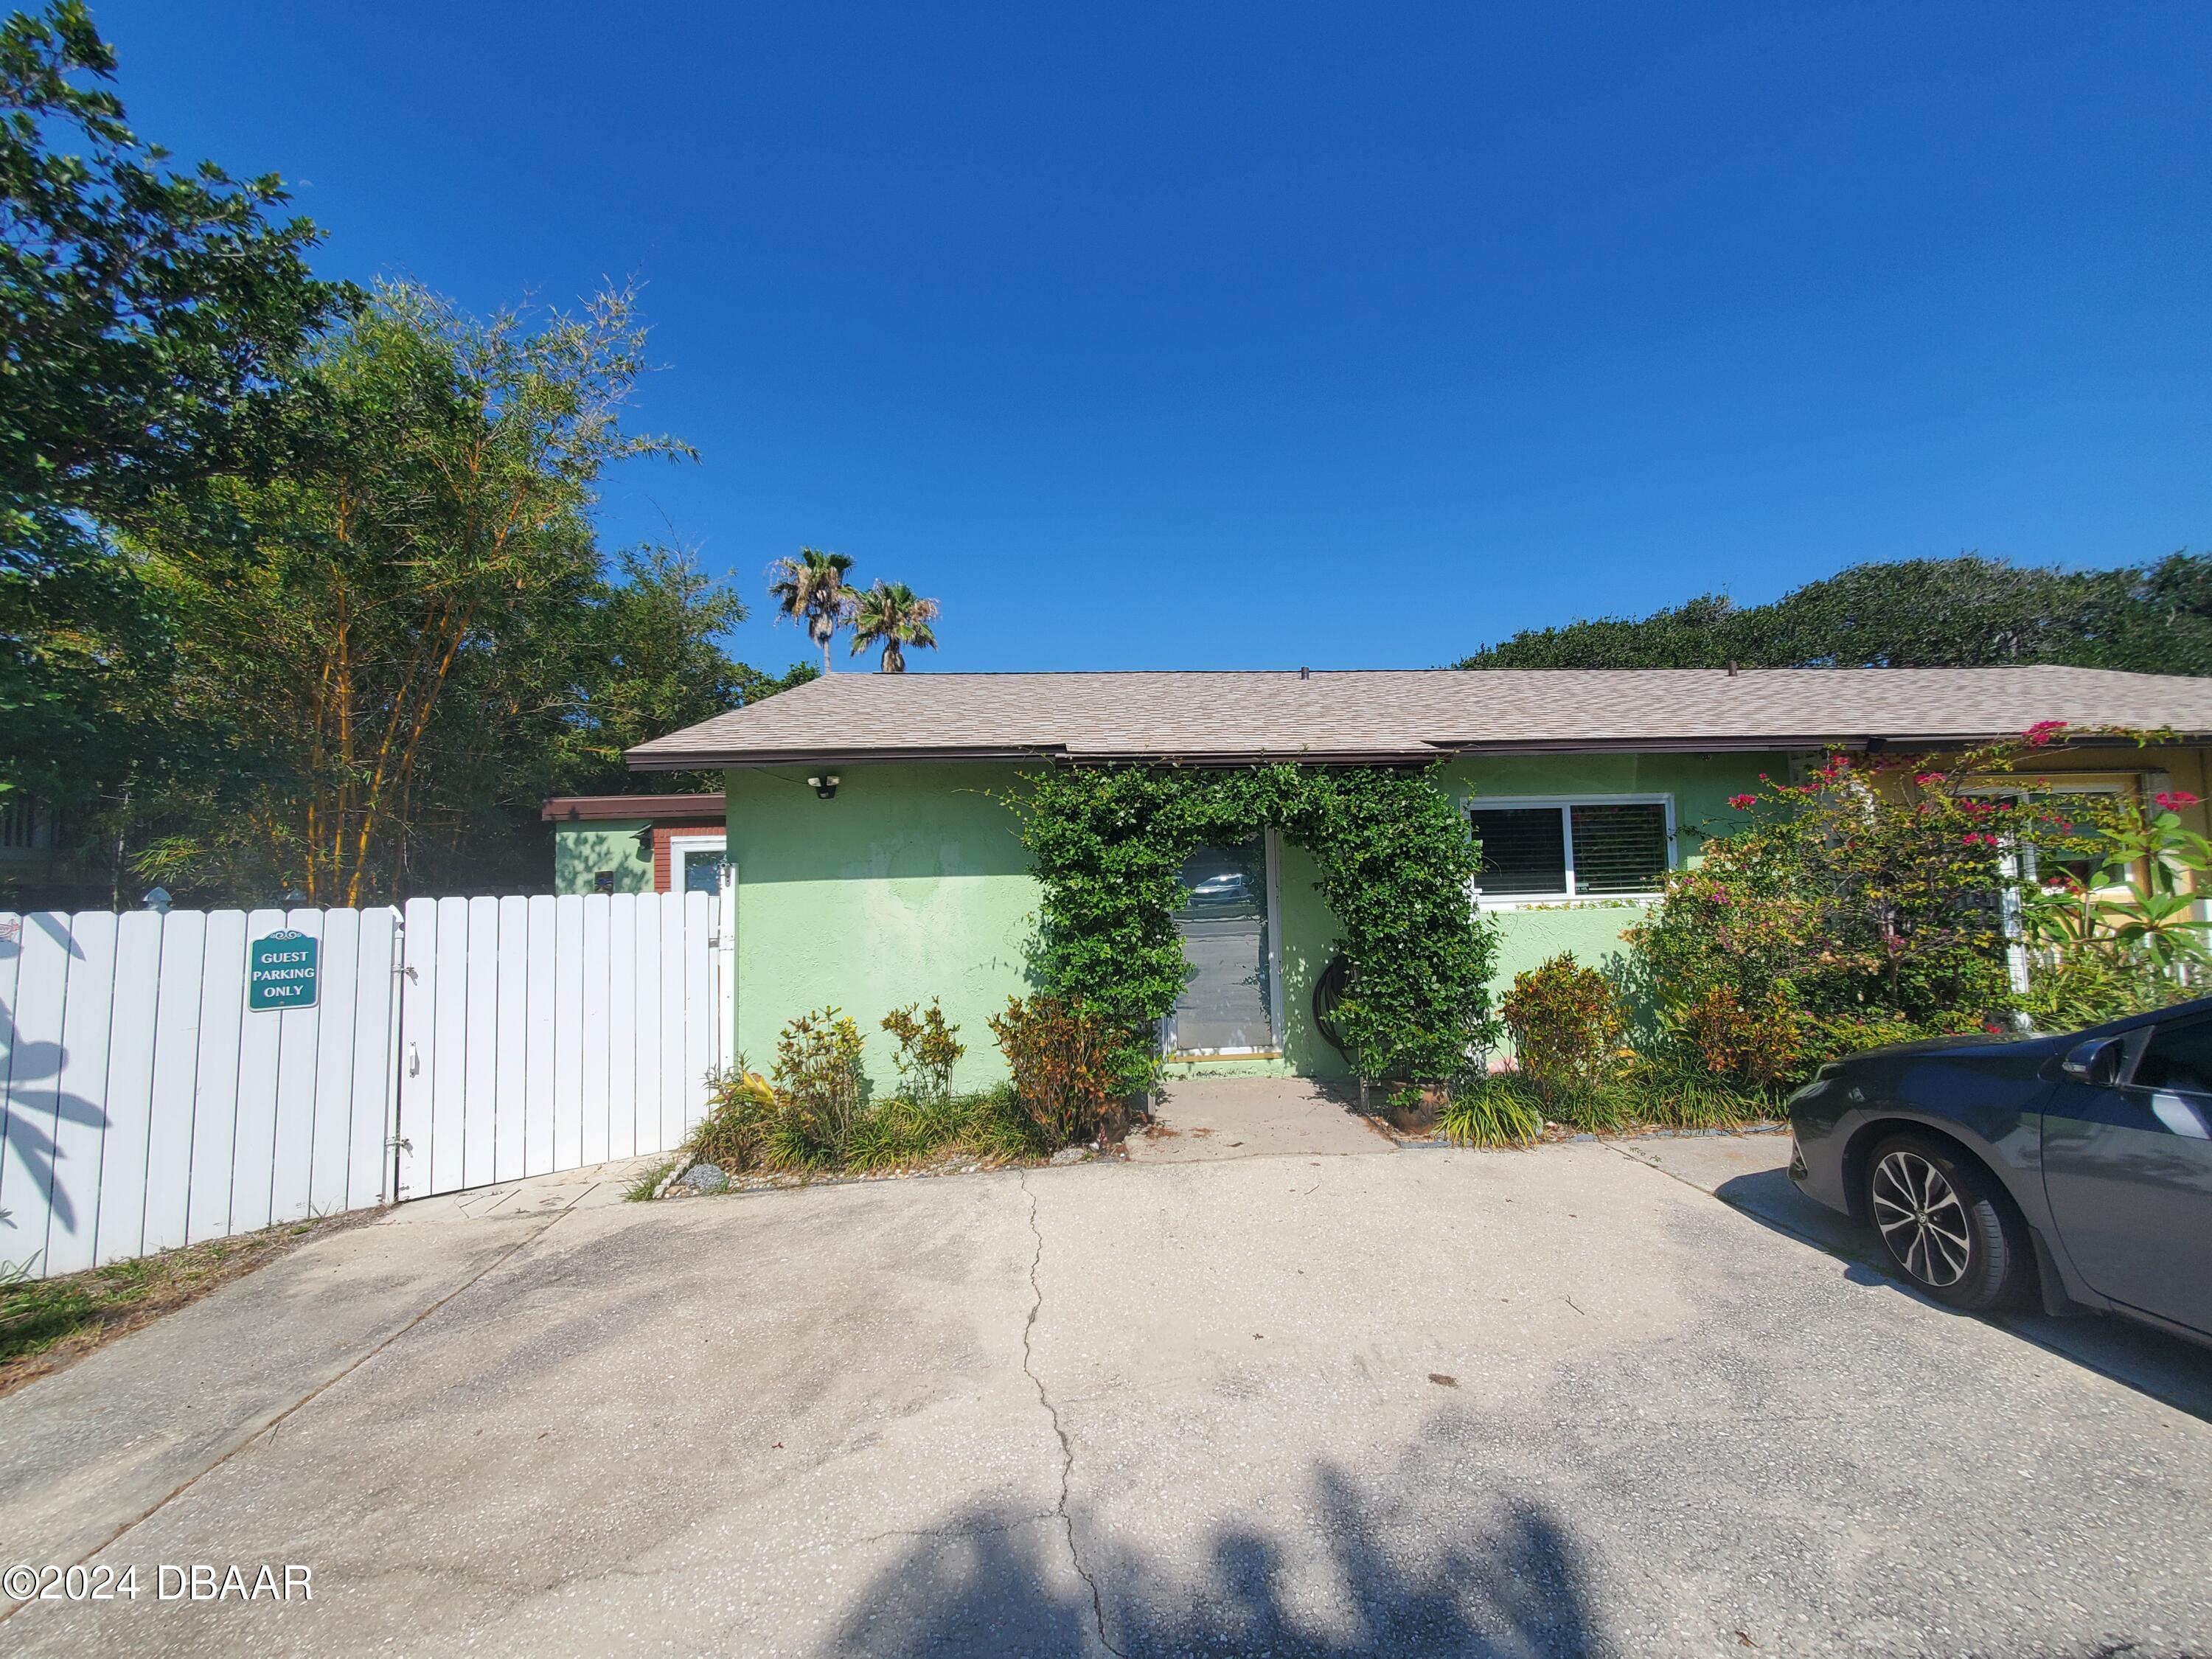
top-left (130, 282), bottom-right (691, 903)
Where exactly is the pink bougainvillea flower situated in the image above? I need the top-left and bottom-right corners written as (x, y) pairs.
top-left (2155, 790), bottom-right (2202, 813)
top-left (1913, 772), bottom-right (1947, 786)
top-left (1728, 793), bottom-right (1757, 809)
top-left (2024, 720), bottom-right (2068, 748)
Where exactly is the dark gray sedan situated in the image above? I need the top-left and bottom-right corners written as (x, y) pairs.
top-left (1787, 998), bottom-right (2212, 1345)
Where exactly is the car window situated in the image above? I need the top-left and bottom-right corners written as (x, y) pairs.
top-left (2129, 1016), bottom-right (2212, 1096)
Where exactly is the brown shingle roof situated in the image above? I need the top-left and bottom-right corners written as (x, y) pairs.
top-left (625, 667), bottom-right (2212, 770)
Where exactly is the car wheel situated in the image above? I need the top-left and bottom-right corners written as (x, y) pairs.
top-left (1863, 1133), bottom-right (2024, 1311)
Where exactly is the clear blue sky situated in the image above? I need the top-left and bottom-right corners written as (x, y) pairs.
top-left (90, 1), bottom-right (2212, 673)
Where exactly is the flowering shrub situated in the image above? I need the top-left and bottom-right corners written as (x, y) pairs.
top-left (1630, 747), bottom-right (2035, 1087)
top-left (1501, 954), bottom-right (1624, 1098)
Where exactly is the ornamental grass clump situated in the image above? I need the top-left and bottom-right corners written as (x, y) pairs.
top-left (1438, 1075), bottom-right (1545, 1148)
top-left (688, 1067), bottom-right (778, 1172)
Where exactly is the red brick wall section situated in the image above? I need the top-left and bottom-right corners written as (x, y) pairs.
top-left (651, 827), bottom-right (671, 892)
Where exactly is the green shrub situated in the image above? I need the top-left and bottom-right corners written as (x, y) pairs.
top-left (772, 1007), bottom-right (869, 1164)
top-left (988, 994), bottom-right (1122, 1149)
top-left (880, 1000), bottom-right (965, 1102)
top-left (1501, 954), bottom-right (1624, 1098)
top-left (688, 1063), bottom-right (1046, 1178)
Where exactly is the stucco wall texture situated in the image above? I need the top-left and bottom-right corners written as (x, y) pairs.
top-left (552, 823), bottom-right (653, 895)
top-left (718, 745), bottom-right (2211, 1089)
top-left (719, 751), bottom-right (1802, 1091)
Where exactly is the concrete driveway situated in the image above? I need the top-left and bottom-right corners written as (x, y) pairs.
top-left (2, 1122), bottom-right (2208, 1656)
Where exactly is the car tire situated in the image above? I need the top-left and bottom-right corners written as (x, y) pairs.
top-left (1862, 1133), bottom-right (2025, 1312)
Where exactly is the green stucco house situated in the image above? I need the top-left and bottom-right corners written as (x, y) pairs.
top-left (543, 793), bottom-right (728, 897)
top-left (626, 667), bottom-right (2212, 1091)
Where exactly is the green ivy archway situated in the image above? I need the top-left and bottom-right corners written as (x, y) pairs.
top-left (1012, 762), bottom-right (1500, 1085)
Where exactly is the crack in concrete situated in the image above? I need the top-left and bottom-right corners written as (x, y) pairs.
top-left (1018, 1170), bottom-right (1125, 1659)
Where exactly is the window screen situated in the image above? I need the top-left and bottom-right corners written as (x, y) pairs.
top-left (1470, 808), bottom-right (1568, 897)
top-left (1570, 803), bottom-right (1670, 894)
top-left (1169, 838), bottom-right (1273, 1051)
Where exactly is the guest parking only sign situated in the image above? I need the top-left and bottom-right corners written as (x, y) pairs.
top-left (248, 930), bottom-right (319, 1011)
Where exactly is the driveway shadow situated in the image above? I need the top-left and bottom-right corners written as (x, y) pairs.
top-left (832, 1459), bottom-right (1597, 1658)
top-left (1712, 1167), bottom-right (2212, 1422)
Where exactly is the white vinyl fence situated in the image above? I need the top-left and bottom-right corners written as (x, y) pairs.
top-left (0, 905), bottom-right (400, 1279)
top-left (1, 891), bottom-right (725, 1279)
top-left (393, 892), bottom-right (724, 1203)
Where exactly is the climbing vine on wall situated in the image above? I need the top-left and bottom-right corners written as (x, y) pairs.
top-left (1012, 762), bottom-right (1500, 1085)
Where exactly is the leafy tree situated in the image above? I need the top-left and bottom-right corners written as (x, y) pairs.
top-left (1459, 554), bottom-right (2212, 675)
top-left (0, 0), bottom-right (350, 830)
top-left (768, 547), bottom-right (856, 672)
top-left (849, 580), bottom-right (940, 672)
top-left (733, 658), bottom-right (821, 706)
top-left (548, 545), bottom-right (749, 793)
top-left (128, 282), bottom-right (691, 903)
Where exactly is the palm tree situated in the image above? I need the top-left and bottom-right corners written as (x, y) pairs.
top-left (768, 549), bottom-right (857, 672)
top-left (850, 582), bottom-right (942, 672)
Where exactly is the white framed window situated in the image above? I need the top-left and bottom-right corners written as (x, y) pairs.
top-left (1963, 782), bottom-right (2125, 891)
top-left (1162, 829), bottom-right (1285, 1057)
top-left (1467, 795), bottom-right (1676, 906)
top-left (666, 832), bottom-right (728, 897)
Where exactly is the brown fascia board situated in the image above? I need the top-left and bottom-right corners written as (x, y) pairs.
top-left (541, 793), bottom-right (727, 822)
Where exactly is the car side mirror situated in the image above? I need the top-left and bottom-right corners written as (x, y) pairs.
top-left (2061, 1037), bottom-right (2123, 1086)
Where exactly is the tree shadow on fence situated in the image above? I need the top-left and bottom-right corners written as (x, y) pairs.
top-left (0, 1034), bottom-right (107, 1265)
top-left (831, 1458), bottom-right (1599, 1658)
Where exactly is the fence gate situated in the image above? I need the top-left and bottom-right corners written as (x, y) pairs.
top-left (393, 891), bottom-right (725, 1201)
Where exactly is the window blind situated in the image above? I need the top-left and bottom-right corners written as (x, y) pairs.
top-left (1568, 803), bottom-right (1669, 894)
top-left (1470, 807), bottom-right (1568, 897)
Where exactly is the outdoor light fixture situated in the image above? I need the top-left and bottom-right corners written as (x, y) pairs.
top-left (808, 774), bottom-right (841, 801)
top-left (142, 887), bottom-right (172, 914)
